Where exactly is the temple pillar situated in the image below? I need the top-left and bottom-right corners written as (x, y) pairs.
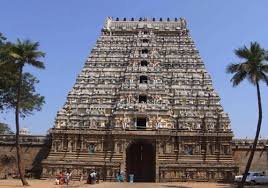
top-left (81, 136), bottom-right (84, 151)
top-left (74, 137), bottom-right (77, 151)
top-left (155, 139), bottom-right (160, 182)
top-left (61, 136), bottom-right (64, 151)
top-left (121, 140), bottom-right (126, 173)
top-left (67, 138), bottom-right (72, 152)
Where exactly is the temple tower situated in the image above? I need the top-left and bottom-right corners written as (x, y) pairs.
top-left (42, 17), bottom-right (237, 182)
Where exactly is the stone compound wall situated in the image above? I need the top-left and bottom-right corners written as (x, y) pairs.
top-left (232, 139), bottom-right (268, 174)
top-left (0, 135), bottom-right (267, 179)
top-left (0, 134), bottom-right (50, 179)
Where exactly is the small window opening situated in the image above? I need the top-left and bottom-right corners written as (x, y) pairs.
top-left (141, 60), bottom-right (148, 67)
top-left (136, 118), bottom-right (146, 129)
top-left (142, 39), bottom-right (149, 43)
top-left (141, 49), bottom-right (149, 54)
top-left (140, 75), bottom-right (148, 84)
top-left (143, 31), bottom-right (148, 35)
top-left (139, 95), bottom-right (147, 103)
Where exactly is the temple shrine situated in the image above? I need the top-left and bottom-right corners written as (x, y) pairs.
top-left (42, 17), bottom-right (237, 182)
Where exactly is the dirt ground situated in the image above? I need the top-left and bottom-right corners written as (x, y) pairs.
top-left (0, 179), bottom-right (265, 188)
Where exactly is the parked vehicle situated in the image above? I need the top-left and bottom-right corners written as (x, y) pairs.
top-left (235, 171), bottom-right (268, 185)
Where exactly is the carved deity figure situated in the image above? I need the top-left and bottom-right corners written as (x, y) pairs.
top-left (152, 50), bottom-right (160, 59)
top-left (91, 120), bottom-right (97, 128)
top-left (153, 95), bottom-right (161, 104)
top-left (223, 123), bottom-right (229, 131)
top-left (207, 123), bottom-right (214, 130)
top-left (105, 17), bottom-right (112, 30)
top-left (122, 115), bottom-right (131, 129)
top-left (138, 103), bottom-right (146, 112)
top-left (126, 94), bottom-right (133, 103)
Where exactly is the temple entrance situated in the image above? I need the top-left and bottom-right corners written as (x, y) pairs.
top-left (126, 141), bottom-right (155, 182)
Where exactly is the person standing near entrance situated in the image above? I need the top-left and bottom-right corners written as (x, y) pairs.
top-left (65, 171), bottom-right (72, 185)
top-left (117, 171), bottom-right (124, 182)
top-left (90, 170), bottom-right (97, 184)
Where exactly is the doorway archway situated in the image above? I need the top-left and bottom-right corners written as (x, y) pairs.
top-left (126, 140), bottom-right (155, 182)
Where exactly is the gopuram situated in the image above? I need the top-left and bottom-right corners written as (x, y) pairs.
top-left (42, 17), bottom-right (237, 182)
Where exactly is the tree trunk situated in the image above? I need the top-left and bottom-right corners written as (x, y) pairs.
top-left (15, 65), bottom-right (29, 186)
top-left (238, 82), bottom-right (262, 188)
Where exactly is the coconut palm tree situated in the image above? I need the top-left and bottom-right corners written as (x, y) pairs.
top-left (226, 42), bottom-right (268, 188)
top-left (0, 33), bottom-right (6, 44)
top-left (9, 39), bottom-right (45, 186)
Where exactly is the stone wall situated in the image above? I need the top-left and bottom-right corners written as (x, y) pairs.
top-left (0, 135), bottom-right (267, 179)
top-left (232, 139), bottom-right (268, 174)
top-left (0, 134), bottom-right (50, 179)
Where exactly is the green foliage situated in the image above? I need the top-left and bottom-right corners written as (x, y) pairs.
top-left (0, 33), bottom-right (9, 66)
top-left (226, 42), bottom-right (268, 86)
top-left (0, 72), bottom-right (45, 117)
top-left (0, 33), bottom-right (7, 45)
top-left (9, 39), bottom-right (45, 69)
top-left (0, 122), bottom-right (13, 134)
top-left (0, 33), bottom-right (45, 117)
top-left (0, 62), bottom-right (17, 111)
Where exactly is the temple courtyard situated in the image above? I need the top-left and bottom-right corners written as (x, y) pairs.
top-left (0, 180), bottom-right (266, 188)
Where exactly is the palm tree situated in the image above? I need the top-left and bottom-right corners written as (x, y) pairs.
top-left (0, 33), bottom-right (7, 44)
top-left (226, 42), bottom-right (268, 188)
top-left (9, 39), bottom-right (45, 186)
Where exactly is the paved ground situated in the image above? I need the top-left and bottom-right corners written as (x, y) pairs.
top-left (0, 180), bottom-right (266, 188)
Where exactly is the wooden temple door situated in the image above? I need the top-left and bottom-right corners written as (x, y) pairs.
top-left (126, 141), bottom-right (155, 182)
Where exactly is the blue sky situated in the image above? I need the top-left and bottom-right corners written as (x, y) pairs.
top-left (0, 0), bottom-right (268, 138)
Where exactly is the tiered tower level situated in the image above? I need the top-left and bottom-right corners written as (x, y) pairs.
top-left (43, 17), bottom-right (237, 182)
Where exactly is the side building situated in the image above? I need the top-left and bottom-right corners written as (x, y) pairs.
top-left (31, 17), bottom-right (240, 182)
